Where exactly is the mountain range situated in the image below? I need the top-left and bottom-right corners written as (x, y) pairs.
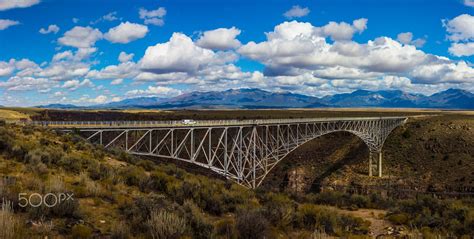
top-left (38, 88), bottom-right (474, 110)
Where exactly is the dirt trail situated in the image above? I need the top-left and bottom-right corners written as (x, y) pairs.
top-left (333, 207), bottom-right (393, 237)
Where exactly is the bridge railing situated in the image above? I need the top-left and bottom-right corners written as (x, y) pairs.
top-left (29, 116), bottom-right (407, 128)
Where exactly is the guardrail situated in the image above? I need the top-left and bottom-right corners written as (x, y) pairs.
top-left (29, 116), bottom-right (408, 128)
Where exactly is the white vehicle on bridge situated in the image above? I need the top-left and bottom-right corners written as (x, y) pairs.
top-left (181, 119), bottom-right (196, 125)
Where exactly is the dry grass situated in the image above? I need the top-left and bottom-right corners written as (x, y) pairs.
top-left (0, 109), bottom-right (30, 121)
top-left (0, 200), bottom-right (18, 239)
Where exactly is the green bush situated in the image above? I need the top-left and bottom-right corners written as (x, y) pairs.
top-left (260, 193), bottom-right (295, 229)
top-left (213, 218), bottom-right (237, 239)
top-left (71, 224), bottom-right (92, 239)
top-left (147, 209), bottom-right (187, 239)
top-left (295, 204), bottom-right (368, 236)
top-left (235, 209), bottom-right (269, 239)
top-left (183, 200), bottom-right (213, 239)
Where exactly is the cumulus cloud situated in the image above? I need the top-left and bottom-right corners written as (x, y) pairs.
top-left (91, 11), bottom-right (119, 24)
top-left (126, 86), bottom-right (182, 97)
top-left (443, 14), bottom-right (474, 56)
top-left (239, 20), bottom-right (474, 86)
top-left (0, 0), bottom-right (40, 11)
top-left (39, 24), bottom-right (60, 34)
top-left (110, 79), bottom-right (123, 85)
top-left (196, 27), bottom-right (242, 50)
top-left (283, 5), bottom-right (310, 19)
top-left (140, 33), bottom-right (228, 74)
top-left (0, 19), bottom-right (19, 30)
top-left (118, 51), bottom-right (134, 62)
top-left (87, 62), bottom-right (138, 80)
top-left (317, 18), bottom-right (368, 41)
top-left (0, 76), bottom-right (57, 92)
top-left (396, 32), bottom-right (426, 47)
top-left (464, 0), bottom-right (474, 7)
top-left (443, 14), bottom-right (474, 42)
top-left (449, 42), bottom-right (474, 56)
top-left (62, 79), bottom-right (94, 91)
top-left (89, 95), bottom-right (108, 104)
top-left (139, 6), bottom-right (166, 26)
top-left (0, 60), bottom-right (15, 76)
top-left (58, 26), bottom-right (103, 48)
top-left (104, 22), bottom-right (148, 44)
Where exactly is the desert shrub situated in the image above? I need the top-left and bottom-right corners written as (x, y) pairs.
top-left (58, 153), bottom-right (83, 173)
top-left (387, 213), bottom-right (409, 225)
top-left (137, 159), bottom-right (156, 171)
top-left (78, 172), bottom-right (104, 197)
top-left (0, 200), bottom-right (19, 239)
top-left (147, 209), bottom-right (187, 239)
top-left (389, 196), bottom-right (474, 236)
top-left (88, 163), bottom-right (111, 181)
top-left (148, 170), bottom-right (175, 192)
top-left (110, 221), bottom-right (131, 239)
top-left (183, 200), bottom-right (213, 239)
top-left (71, 224), bottom-right (93, 239)
top-left (120, 193), bottom-right (168, 233)
top-left (214, 218), bottom-right (237, 239)
top-left (120, 166), bottom-right (149, 189)
top-left (295, 204), bottom-right (368, 236)
top-left (235, 208), bottom-right (269, 239)
top-left (305, 191), bottom-right (390, 209)
top-left (260, 193), bottom-right (295, 229)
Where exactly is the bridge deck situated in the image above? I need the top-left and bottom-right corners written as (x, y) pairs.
top-left (32, 116), bottom-right (408, 129)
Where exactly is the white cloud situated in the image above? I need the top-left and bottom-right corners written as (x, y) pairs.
top-left (104, 22), bottom-right (148, 44)
top-left (443, 14), bottom-right (474, 42)
top-left (139, 6), bottom-right (166, 26)
top-left (39, 24), bottom-right (60, 34)
top-left (239, 20), bottom-right (474, 86)
top-left (196, 27), bottom-right (241, 50)
top-left (126, 86), bottom-right (182, 98)
top-left (144, 18), bottom-right (164, 26)
top-left (139, 7), bottom-right (166, 19)
top-left (317, 18), bottom-right (368, 41)
top-left (0, 76), bottom-right (57, 92)
top-left (72, 18), bottom-right (79, 23)
top-left (449, 42), bottom-right (474, 56)
top-left (110, 79), bottom-right (123, 85)
top-left (443, 14), bottom-right (474, 57)
top-left (90, 12), bottom-right (119, 25)
top-left (0, 0), bottom-right (40, 11)
top-left (62, 79), bottom-right (94, 91)
top-left (139, 33), bottom-right (226, 74)
top-left (396, 32), bottom-right (426, 47)
top-left (118, 51), bottom-right (134, 62)
top-left (103, 12), bottom-right (118, 21)
top-left (0, 19), bottom-right (19, 30)
top-left (0, 60), bottom-right (15, 76)
top-left (464, 0), bottom-right (474, 7)
top-left (283, 5), bottom-right (310, 19)
top-left (411, 61), bottom-right (474, 84)
top-left (90, 95), bottom-right (108, 104)
top-left (58, 26), bottom-right (103, 48)
top-left (87, 62), bottom-right (138, 80)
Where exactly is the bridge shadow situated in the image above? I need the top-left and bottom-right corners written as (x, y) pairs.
top-left (260, 131), bottom-right (368, 193)
top-left (309, 139), bottom-right (368, 192)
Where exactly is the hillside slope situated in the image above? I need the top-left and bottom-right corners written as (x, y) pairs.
top-left (261, 114), bottom-right (474, 194)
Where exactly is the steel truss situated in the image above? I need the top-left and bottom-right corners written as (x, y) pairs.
top-left (72, 118), bottom-right (407, 188)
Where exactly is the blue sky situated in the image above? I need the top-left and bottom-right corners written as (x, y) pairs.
top-left (0, 0), bottom-right (473, 106)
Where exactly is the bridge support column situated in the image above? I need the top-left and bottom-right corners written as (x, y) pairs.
top-left (369, 151), bottom-right (383, 177)
top-left (378, 151), bottom-right (382, 177)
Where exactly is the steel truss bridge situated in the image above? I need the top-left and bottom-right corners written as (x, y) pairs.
top-left (38, 117), bottom-right (408, 188)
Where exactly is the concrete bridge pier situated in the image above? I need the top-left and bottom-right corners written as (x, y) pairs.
top-left (369, 151), bottom-right (383, 177)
